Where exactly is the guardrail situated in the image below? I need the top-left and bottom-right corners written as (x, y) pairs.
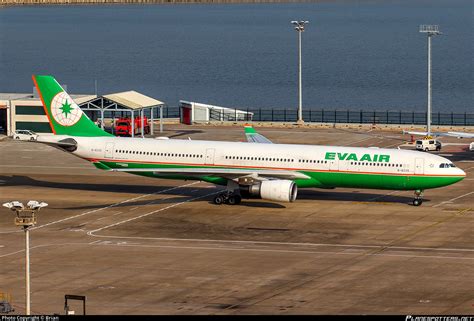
top-left (163, 107), bottom-right (474, 126)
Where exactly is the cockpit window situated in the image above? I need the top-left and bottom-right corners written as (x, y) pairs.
top-left (439, 163), bottom-right (456, 168)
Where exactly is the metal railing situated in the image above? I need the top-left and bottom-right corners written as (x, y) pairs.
top-left (163, 107), bottom-right (473, 126)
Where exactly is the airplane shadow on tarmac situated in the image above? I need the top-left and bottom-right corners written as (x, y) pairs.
top-left (1, 175), bottom-right (418, 208)
top-left (298, 189), bottom-right (421, 205)
top-left (166, 130), bottom-right (204, 139)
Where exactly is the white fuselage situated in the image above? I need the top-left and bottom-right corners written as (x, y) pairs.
top-left (67, 136), bottom-right (464, 178)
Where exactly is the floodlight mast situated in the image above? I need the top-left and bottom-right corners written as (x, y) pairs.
top-left (419, 25), bottom-right (442, 136)
top-left (2, 201), bottom-right (48, 315)
top-left (291, 20), bottom-right (309, 124)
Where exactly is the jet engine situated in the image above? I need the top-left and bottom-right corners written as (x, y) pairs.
top-left (240, 180), bottom-right (297, 202)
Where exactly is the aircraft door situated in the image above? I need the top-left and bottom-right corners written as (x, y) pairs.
top-left (105, 143), bottom-right (115, 159)
top-left (415, 158), bottom-right (424, 175)
top-left (205, 148), bottom-right (215, 165)
top-left (329, 159), bottom-right (339, 171)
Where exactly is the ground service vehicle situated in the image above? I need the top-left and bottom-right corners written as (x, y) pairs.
top-left (416, 139), bottom-right (442, 152)
top-left (114, 117), bottom-right (150, 137)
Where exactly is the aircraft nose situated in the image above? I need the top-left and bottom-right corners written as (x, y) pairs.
top-left (458, 168), bottom-right (467, 178)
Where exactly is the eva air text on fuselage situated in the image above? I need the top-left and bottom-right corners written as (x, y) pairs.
top-left (325, 152), bottom-right (390, 162)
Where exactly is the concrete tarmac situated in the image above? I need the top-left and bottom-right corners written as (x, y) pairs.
top-left (0, 125), bottom-right (472, 314)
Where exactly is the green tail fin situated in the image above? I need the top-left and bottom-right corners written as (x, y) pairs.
top-left (32, 75), bottom-right (112, 137)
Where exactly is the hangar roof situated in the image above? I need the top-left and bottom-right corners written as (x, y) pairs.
top-left (103, 91), bottom-right (164, 110)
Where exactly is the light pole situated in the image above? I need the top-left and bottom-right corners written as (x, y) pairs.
top-left (419, 25), bottom-right (441, 136)
top-left (291, 20), bottom-right (309, 125)
top-left (2, 200), bottom-right (48, 316)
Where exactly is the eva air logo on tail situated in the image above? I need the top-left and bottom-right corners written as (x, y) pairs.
top-left (50, 91), bottom-right (83, 126)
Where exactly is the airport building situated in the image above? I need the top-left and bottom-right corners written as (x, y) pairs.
top-left (0, 90), bottom-right (165, 136)
top-left (179, 100), bottom-right (253, 124)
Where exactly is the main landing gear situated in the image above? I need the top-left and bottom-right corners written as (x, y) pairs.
top-left (413, 189), bottom-right (424, 206)
top-left (213, 191), bottom-right (242, 205)
top-left (213, 180), bottom-right (242, 205)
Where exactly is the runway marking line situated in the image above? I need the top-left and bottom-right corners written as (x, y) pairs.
top-left (87, 189), bottom-right (221, 235)
top-left (31, 182), bottom-right (199, 231)
top-left (89, 233), bottom-right (474, 253)
top-left (3, 239), bottom-right (471, 261)
top-left (91, 242), bottom-right (474, 261)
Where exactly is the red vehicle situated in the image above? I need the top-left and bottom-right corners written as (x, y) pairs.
top-left (114, 117), bottom-right (150, 137)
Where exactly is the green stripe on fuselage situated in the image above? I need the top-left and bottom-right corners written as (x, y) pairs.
top-left (97, 160), bottom-right (463, 191)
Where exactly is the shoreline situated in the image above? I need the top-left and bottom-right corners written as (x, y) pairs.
top-left (0, 0), bottom-right (313, 6)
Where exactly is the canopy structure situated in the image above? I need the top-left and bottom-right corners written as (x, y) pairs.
top-left (80, 91), bottom-right (165, 137)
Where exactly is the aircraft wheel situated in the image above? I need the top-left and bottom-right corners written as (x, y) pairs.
top-left (234, 195), bottom-right (242, 205)
top-left (227, 195), bottom-right (237, 205)
top-left (228, 195), bottom-right (241, 205)
top-left (413, 198), bottom-right (423, 206)
top-left (213, 195), bottom-right (224, 205)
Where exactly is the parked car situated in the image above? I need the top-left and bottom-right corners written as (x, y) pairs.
top-left (415, 139), bottom-right (442, 152)
top-left (13, 130), bottom-right (38, 141)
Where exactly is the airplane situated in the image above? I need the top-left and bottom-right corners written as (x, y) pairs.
top-left (32, 75), bottom-right (466, 207)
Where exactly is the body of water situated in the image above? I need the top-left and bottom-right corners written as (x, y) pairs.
top-left (0, 1), bottom-right (472, 111)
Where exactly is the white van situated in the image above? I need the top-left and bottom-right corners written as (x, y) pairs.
top-left (13, 130), bottom-right (38, 141)
top-left (416, 139), bottom-right (442, 152)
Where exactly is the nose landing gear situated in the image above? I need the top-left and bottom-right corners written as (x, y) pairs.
top-left (413, 190), bottom-right (424, 206)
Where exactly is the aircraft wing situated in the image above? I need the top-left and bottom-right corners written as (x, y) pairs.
top-left (111, 167), bottom-right (309, 180)
top-left (244, 126), bottom-right (273, 144)
top-left (446, 131), bottom-right (474, 139)
top-left (403, 130), bottom-right (452, 138)
top-left (403, 130), bottom-right (474, 139)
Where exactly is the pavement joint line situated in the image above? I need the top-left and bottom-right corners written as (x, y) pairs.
top-left (87, 189), bottom-right (222, 236)
top-left (346, 136), bottom-right (375, 146)
top-left (432, 191), bottom-right (474, 208)
top-left (31, 181), bottom-right (199, 231)
top-left (368, 207), bottom-right (472, 257)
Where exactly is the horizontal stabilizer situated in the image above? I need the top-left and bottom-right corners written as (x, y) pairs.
top-left (244, 126), bottom-right (272, 144)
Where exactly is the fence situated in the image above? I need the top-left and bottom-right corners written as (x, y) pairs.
top-left (163, 107), bottom-right (474, 126)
